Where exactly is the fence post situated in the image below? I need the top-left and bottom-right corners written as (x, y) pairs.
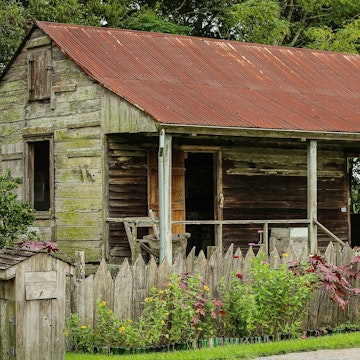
top-left (75, 251), bottom-right (85, 282)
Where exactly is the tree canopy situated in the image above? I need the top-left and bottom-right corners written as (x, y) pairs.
top-left (1, 0), bottom-right (359, 72)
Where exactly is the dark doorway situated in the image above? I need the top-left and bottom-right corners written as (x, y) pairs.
top-left (185, 153), bottom-right (215, 255)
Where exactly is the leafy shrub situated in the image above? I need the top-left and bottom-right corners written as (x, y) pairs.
top-left (220, 255), bottom-right (317, 338)
top-left (0, 169), bottom-right (36, 248)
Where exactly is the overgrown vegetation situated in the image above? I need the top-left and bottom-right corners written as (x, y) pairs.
top-left (66, 253), bottom-right (360, 353)
top-left (0, 169), bottom-right (36, 248)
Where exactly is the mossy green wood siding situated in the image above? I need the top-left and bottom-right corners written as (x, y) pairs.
top-left (0, 29), bottom-right (104, 262)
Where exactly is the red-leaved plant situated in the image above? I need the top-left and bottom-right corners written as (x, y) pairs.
top-left (290, 250), bottom-right (360, 310)
top-left (17, 240), bottom-right (59, 253)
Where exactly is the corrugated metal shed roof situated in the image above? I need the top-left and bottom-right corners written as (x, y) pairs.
top-left (36, 21), bottom-right (360, 133)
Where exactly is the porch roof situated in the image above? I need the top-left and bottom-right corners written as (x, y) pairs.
top-left (35, 22), bottom-right (360, 134)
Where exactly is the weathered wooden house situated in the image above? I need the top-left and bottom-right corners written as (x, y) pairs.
top-left (1, 21), bottom-right (360, 264)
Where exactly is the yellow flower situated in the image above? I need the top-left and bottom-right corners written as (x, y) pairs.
top-left (161, 320), bottom-right (165, 325)
top-left (108, 310), bottom-right (113, 315)
top-left (282, 253), bottom-right (289, 257)
top-left (80, 325), bottom-right (87, 329)
top-left (203, 285), bottom-right (210, 292)
top-left (159, 290), bottom-right (164, 294)
top-left (145, 297), bottom-right (153, 302)
top-left (100, 301), bottom-right (106, 307)
top-left (164, 312), bottom-right (169, 316)
top-left (119, 326), bottom-right (126, 334)
top-left (197, 327), bottom-right (203, 331)
top-left (164, 334), bottom-right (169, 339)
top-left (127, 319), bottom-right (133, 323)
top-left (167, 283), bottom-right (173, 287)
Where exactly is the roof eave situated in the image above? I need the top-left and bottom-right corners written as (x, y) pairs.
top-left (160, 124), bottom-right (360, 141)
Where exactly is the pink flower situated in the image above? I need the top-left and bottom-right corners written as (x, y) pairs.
top-left (301, 334), bottom-right (307, 339)
top-left (248, 243), bottom-right (256, 246)
top-left (214, 299), bottom-right (223, 307)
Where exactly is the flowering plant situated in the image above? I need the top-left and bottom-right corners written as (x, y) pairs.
top-left (95, 300), bottom-right (141, 348)
top-left (140, 272), bottom-right (223, 346)
top-left (67, 313), bottom-right (95, 352)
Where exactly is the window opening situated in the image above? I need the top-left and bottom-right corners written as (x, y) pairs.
top-left (29, 141), bottom-right (51, 211)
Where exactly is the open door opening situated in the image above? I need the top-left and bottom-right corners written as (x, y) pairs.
top-left (185, 153), bottom-right (215, 255)
top-left (348, 157), bottom-right (360, 247)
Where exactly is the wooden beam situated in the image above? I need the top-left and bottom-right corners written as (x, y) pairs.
top-left (307, 139), bottom-right (317, 254)
top-left (158, 130), bottom-right (172, 264)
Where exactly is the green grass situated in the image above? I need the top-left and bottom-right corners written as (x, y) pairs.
top-left (66, 331), bottom-right (360, 359)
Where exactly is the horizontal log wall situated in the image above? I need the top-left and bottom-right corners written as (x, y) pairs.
top-left (222, 139), bottom-right (349, 252)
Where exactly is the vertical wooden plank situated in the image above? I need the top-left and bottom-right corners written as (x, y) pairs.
top-left (146, 256), bottom-right (158, 294)
top-left (243, 247), bottom-right (255, 279)
top-left (194, 250), bottom-right (207, 279)
top-left (163, 132), bottom-right (172, 263)
top-left (76, 275), bottom-right (94, 327)
top-left (172, 253), bottom-right (185, 274)
top-left (93, 259), bottom-right (114, 314)
top-left (157, 258), bottom-right (171, 288)
top-left (185, 247), bottom-right (196, 274)
top-left (114, 259), bottom-right (132, 320)
top-left (132, 255), bottom-right (146, 319)
top-left (307, 139), bottom-right (318, 254)
top-left (215, 150), bottom-right (223, 251)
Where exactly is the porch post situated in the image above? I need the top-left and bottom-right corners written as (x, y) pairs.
top-left (307, 139), bottom-right (318, 254)
top-left (158, 129), bottom-right (172, 264)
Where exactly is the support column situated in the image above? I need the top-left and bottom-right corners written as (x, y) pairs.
top-left (158, 129), bottom-right (172, 264)
top-left (307, 139), bottom-right (318, 254)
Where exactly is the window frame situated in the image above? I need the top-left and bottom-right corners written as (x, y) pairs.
top-left (25, 137), bottom-right (54, 218)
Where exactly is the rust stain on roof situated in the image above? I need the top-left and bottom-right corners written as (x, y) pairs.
top-left (36, 21), bottom-right (360, 133)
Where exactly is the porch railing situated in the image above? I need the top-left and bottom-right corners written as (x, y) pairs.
top-left (172, 218), bottom-right (346, 253)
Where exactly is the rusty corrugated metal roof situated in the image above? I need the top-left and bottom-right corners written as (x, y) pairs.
top-left (36, 21), bottom-right (360, 133)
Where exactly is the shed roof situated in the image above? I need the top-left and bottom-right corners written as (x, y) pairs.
top-left (33, 22), bottom-right (360, 133)
top-left (0, 248), bottom-right (73, 280)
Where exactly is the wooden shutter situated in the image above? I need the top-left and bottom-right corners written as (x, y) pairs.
top-left (28, 48), bottom-right (51, 100)
top-left (149, 150), bottom-right (185, 233)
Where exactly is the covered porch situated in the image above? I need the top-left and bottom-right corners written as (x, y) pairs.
top-left (106, 128), bottom-right (357, 264)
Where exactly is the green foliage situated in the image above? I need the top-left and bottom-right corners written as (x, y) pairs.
top-left (220, 256), bottom-right (317, 338)
top-left (121, 7), bottom-right (191, 34)
top-left (0, 1), bottom-right (27, 73)
top-left (249, 256), bottom-right (317, 337)
top-left (226, 0), bottom-right (289, 45)
top-left (220, 272), bottom-right (256, 337)
top-left (0, 169), bottom-right (36, 249)
top-left (67, 313), bottom-right (96, 353)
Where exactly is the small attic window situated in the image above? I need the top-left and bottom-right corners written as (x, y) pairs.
top-left (28, 47), bottom-right (52, 101)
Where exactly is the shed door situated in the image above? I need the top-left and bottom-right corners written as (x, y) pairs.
top-left (148, 150), bottom-right (185, 233)
top-left (0, 299), bottom-right (16, 359)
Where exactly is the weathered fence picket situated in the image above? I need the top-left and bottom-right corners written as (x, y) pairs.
top-left (70, 242), bottom-right (360, 331)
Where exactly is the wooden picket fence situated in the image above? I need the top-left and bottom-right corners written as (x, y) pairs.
top-left (67, 242), bottom-right (360, 332)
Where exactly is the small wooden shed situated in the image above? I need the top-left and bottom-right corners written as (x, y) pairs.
top-left (0, 248), bottom-right (73, 360)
